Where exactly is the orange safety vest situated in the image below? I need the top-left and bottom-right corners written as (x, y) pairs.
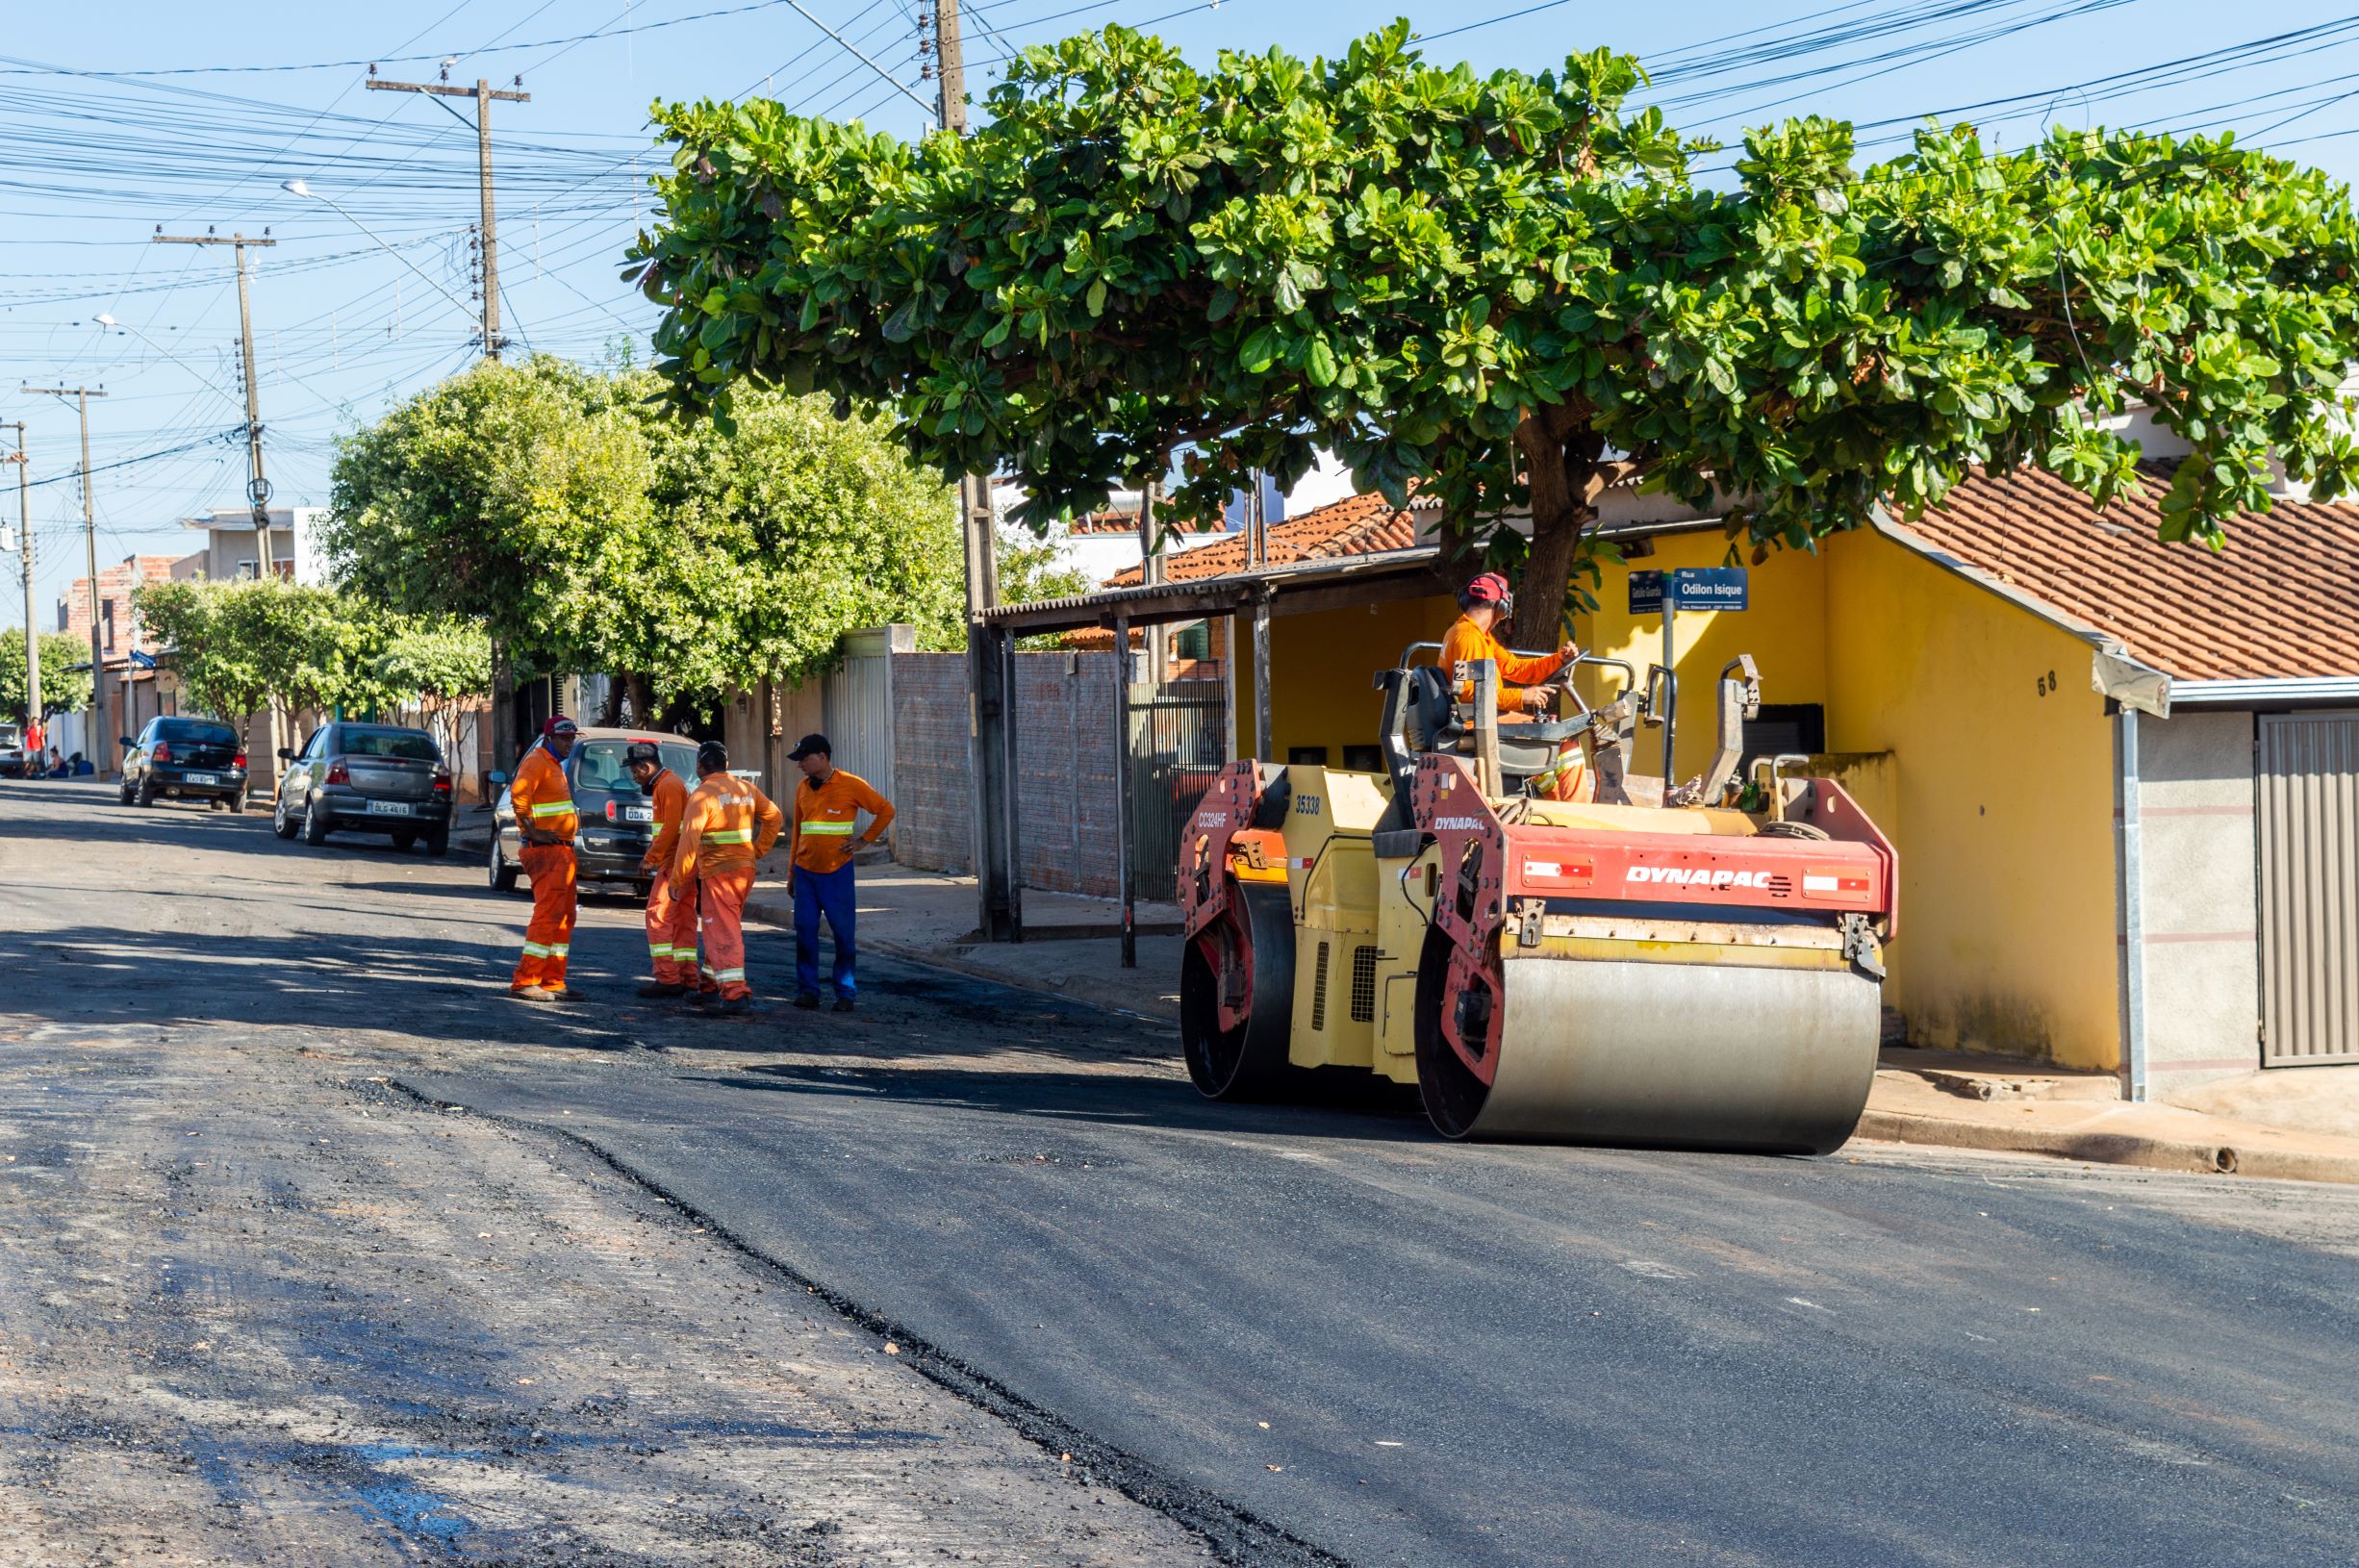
top-left (640, 769), bottom-right (690, 871)
top-left (1439, 614), bottom-right (1569, 713)
top-left (673, 772), bottom-right (784, 881)
top-left (792, 768), bottom-right (895, 874)
top-left (511, 743), bottom-right (577, 843)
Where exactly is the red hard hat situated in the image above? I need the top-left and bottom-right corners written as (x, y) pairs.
top-left (1463, 571), bottom-right (1513, 606)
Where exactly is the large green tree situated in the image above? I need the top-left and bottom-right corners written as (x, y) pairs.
top-left (630, 22), bottom-right (2359, 641)
top-left (326, 355), bottom-right (961, 703)
top-left (0, 630), bottom-right (93, 722)
top-left (371, 616), bottom-right (492, 760)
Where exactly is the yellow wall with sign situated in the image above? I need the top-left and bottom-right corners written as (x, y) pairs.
top-left (1242, 524), bottom-right (2125, 1071)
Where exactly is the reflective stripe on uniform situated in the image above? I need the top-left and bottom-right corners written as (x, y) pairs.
top-left (649, 943), bottom-right (674, 958)
top-left (548, 944), bottom-right (570, 957)
top-left (799, 820), bottom-right (856, 834)
top-left (528, 800), bottom-right (573, 818)
top-left (521, 942), bottom-right (551, 957)
top-left (704, 827), bottom-right (753, 844)
top-left (717, 968), bottom-right (746, 982)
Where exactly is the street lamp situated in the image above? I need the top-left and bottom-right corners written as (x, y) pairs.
top-left (280, 179), bottom-right (483, 334)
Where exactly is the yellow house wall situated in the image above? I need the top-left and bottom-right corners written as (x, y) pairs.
top-left (1235, 596), bottom-right (1459, 767)
top-left (1818, 531), bottom-right (2120, 1069)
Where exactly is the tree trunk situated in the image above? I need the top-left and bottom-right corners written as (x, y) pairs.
top-left (625, 673), bottom-right (654, 728)
top-left (1510, 407), bottom-right (1603, 648)
top-left (596, 675), bottom-right (624, 727)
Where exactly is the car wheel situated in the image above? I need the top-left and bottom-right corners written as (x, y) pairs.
top-left (272, 794), bottom-right (296, 839)
top-left (225, 791), bottom-right (246, 816)
top-left (424, 825), bottom-right (450, 859)
top-left (488, 834), bottom-right (519, 893)
top-left (117, 778), bottom-right (134, 805)
top-left (135, 775), bottom-right (158, 808)
top-left (301, 797), bottom-right (331, 847)
top-left (392, 830), bottom-right (418, 852)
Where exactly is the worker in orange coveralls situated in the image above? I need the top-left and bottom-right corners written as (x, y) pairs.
top-left (508, 716), bottom-right (581, 1002)
top-left (1438, 570), bottom-right (1580, 716)
top-left (669, 740), bottom-right (784, 1017)
top-left (626, 740), bottom-right (697, 999)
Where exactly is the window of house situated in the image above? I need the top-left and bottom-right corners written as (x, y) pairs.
top-left (237, 560), bottom-right (258, 580)
top-left (1743, 703), bottom-right (1827, 768)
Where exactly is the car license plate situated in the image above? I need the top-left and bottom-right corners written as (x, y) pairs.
top-left (185, 771), bottom-right (221, 786)
top-left (623, 805), bottom-right (652, 823)
top-left (366, 799), bottom-right (414, 817)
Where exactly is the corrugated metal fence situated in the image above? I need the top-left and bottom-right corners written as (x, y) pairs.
top-left (820, 625), bottom-right (905, 807)
top-left (2258, 711), bottom-right (2359, 1067)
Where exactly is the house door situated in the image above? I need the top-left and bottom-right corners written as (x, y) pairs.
top-left (2258, 711), bottom-right (2359, 1066)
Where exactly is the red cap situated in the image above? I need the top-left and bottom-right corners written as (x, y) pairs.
top-left (1463, 571), bottom-right (1512, 606)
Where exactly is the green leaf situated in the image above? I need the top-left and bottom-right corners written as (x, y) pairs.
top-left (1306, 338), bottom-right (1338, 387)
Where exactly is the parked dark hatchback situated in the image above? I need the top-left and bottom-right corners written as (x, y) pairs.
top-left (118, 717), bottom-right (249, 810)
top-left (274, 722), bottom-right (454, 854)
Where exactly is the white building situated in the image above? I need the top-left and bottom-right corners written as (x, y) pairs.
top-left (170, 506), bottom-right (329, 585)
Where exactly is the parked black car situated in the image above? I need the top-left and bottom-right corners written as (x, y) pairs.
top-left (118, 717), bottom-right (249, 810)
top-left (273, 721), bottom-right (454, 854)
top-left (489, 728), bottom-right (699, 896)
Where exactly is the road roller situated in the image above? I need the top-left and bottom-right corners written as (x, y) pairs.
top-left (1178, 645), bottom-right (1897, 1153)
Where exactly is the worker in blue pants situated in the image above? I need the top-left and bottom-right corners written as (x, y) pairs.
top-left (785, 733), bottom-right (895, 1011)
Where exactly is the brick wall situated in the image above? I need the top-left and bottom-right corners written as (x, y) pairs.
top-left (889, 649), bottom-right (1126, 898)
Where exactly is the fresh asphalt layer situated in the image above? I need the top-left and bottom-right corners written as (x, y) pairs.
top-left (10, 779), bottom-right (2359, 1567)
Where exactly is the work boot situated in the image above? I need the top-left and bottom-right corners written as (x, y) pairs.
top-left (793, 992), bottom-right (821, 1011)
top-left (688, 989), bottom-right (717, 1008)
top-left (832, 996), bottom-right (855, 1014)
top-left (509, 985), bottom-right (555, 1004)
top-left (637, 980), bottom-right (687, 999)
top-left (718, 996), bottom-right (753, 1017)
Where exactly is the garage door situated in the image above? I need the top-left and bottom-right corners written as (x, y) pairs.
top-left (2258, 712), bottom-right (2359, 1066)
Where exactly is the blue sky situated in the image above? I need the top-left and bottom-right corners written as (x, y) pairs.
top-left (6, 0), bottom-right (2359, 614)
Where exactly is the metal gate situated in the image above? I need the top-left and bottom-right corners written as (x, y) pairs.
top-left (2258, 711), bottom-right (2359, 1066)
top-left (821, 627), bottom-right (900, 807)
top-left (1129, 675), bottom-right (1230, 903)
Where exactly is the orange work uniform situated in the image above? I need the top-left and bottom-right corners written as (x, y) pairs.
top-left (671, 771), bottom-right (785, 999)
top-left (790, 769), bottom-right (896, 874)
top-left (638, 767), bottom-right (697, 986)
top-left (1439, 613), bottom-right (1571, 714)
top-left (509, 742), bottom-right (580, 993)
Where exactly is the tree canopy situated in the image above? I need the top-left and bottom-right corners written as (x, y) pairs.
top-left (129, 580), bottom-right (488, 745)
top-left (0, 630), bottom-right (93, 722)
top-left (630, 20), bottom-right (2359, 639)
top-left (325, 354), bottom-right (962, 700)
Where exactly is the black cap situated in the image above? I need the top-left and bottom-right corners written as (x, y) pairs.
top-left (696, 740), bottom-right (729, 771)
top-left (788, 732), bottom-right (831, 761)
top-left (623, 741), bottom-right (662, 767)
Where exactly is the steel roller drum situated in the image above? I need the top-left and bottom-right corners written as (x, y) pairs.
top-left (1464, 954), bottom-right (1881, 1153)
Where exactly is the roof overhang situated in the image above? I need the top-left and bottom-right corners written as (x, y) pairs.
top-left (2168, 676), bottom-right (2359, 710)
top-left (977, 545), bottom-right (1449, 635)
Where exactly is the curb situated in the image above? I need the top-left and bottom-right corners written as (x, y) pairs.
top-left (1853, 1108), bottom-right (2359, 1186)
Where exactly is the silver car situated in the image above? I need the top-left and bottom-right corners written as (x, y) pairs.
top-left (273, 721), bottom-right (455, 854)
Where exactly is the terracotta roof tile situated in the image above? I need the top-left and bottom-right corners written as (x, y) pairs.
top-left (1890, 463), bottom-right (2359, 681)
top-left (1104, 492), bottom-right (1428, 587)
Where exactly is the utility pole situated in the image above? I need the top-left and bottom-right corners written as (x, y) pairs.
top-left (368, 70), bottom-right (531, 781)
top-left (931, 4), bottom-right (1018, 941)
top-left (3, 423), bottom-right (29, 734)
top-left (154, 232), bottom-right (279, 575)
top-left (24, 387), bottom-right (106, 772)
top-left (367, 74), bottom-right (529, 359)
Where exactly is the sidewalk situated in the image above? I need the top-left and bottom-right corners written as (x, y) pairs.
top-left (745, 862), bottom-right (1184, 1022)
top-left (744, 869), bottom-right (2359, 1184)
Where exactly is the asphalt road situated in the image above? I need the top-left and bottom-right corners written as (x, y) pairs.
top-left (8, 778), bottom-right (2359, 1567)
